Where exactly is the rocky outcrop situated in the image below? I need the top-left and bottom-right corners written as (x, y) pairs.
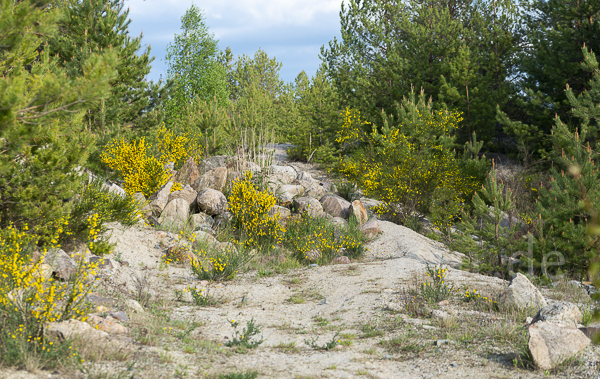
top-left (498, 273), bottom-right (547, 310)
top-left (320, 195), bottom-right (351, 219)
top-left (196, 189), bottom-right (228, 216)
top-left (528, 321), bottom-right (590, 370)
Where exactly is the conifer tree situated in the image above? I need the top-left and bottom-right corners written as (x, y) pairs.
top-left (0, 0), bottom-right (116, 238)
top-left (47, 0), bottom-right (165, 131)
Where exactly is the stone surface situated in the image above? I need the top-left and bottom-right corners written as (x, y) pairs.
top-left (125, 299), bottom-right (144, 313)
top-left (331, 217), bottom-right (348, 228)
top-left (192, 230), bottom-right (218, 245)
top-left (268, 165), bottom-right (297, 185)
top-left (159, 198), bottom-right (190, 227)
top-left (168, 185), bottom-right (197, 206)
top-left (293, 197), bottom-right (324, 218)
top-left (46, 249), bottom-right (77, 280)
top-left (361, 219), bottom-right (382, 238)
top-left (499, 273), bottom-right (547, 310)
top-left (431, 310), bottom-right (449, 321)
top-left (194, 167), bottom-right (228, 192)
top-left (107, 183), bottom-right (126, 198)
top-left (320, 195), bottom-right (351, 218)
top-left (173, 156), bottom-right (201, 187)
top-left (149, 182), bottom-right (174, 216)
top-left (349, 200), bottom-right (368, 225)
top-left (96, 317), bottom-right (128, 334)
top-left (196, 188), bottom-right (228, 216)
top-left (528, 321), bottom-right (590, 370)
top-left (269, 205), bottom-right (291, 224)
top-left (333, 256), bottom-right (351, 265)
top-left (276, 184), bottom-right (305, 198)
top-left (305, 249), bottom-right (321, 262)
top-left (45, 319), bottom-right (108, 342)
top-left (198, 155), bottom-right (228, 175)
top-left (188, 213), bottom-right (213, 230)
top-left (532, 301), bottom-right (583, 328)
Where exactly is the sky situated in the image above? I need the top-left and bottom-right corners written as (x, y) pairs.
top-left (123, 0), bottom-right (345, 85)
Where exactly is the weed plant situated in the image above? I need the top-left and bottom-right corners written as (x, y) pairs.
top-left (419, 264), bottom-right (454, 303)
top-left (225, 318), bottom-right (264, 349)
top-left (304, 333), bottom-right (340, 351)
top-left (190, 243), bottom-right (249, 281)
top-left (186, 286), bottom-right (218, 306)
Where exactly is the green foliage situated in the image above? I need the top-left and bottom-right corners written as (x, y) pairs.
top-left (165, 5), bottom-right (228, 124)
top-left (186, 286), bottom-right (218, 307)
top-left (0, 0), bottom-right (115, 241)
top-left (225, 318), bottom-right (264, 349)
top-left (190, 243), bottom-right (249, 282)
top-left (304, 332), bottom-right (340, 351)
top-left (336, 89), bottom-right (484, 225)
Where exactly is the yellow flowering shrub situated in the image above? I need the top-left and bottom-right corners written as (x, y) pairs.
top-left (336, 91), bottom-right (483, 225)
top-left (228, 171), bottom-right (284, 249)
top-left (101, 124), bottom-right (203, 196)
top-left (0, 225), bottom-right (99, 367)
top-left (190, 243), bottom-right (247, 281)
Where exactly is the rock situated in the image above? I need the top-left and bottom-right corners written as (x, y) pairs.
top-left (108, 311), bottom-right (129, 323)
top-left (293, 197), bottom-right (324, 218)
top-left (198, 155), bottom-right (229, 175)
top-left (331, 217), bottom-right (348, 228)
top-left (528, 321), bottom-right (590, 370)
top-left (158, 198), bottom-right (190, 227)
top-left (531, 302), bottom-right (583, 328)
top-left (305, 249), bottom-right (321, 262)
top-left (192, 230), bottom-right (218, 245)
top-left (45, 319), bottom-right (108, 343)
top-left (320, 195), bottom-right (351, 218)
top-left (149, 182), bottom-right (174, 215)
top-left (173, 156), bottom-right (200, 187)
top-left (349, 200), bottom-right (368, 225)
top-left (96, 317), bottom-right (128, 334)
top-left (107, 183), bottom-right (126, 198)
top-left (499, 273), bottom-right (547, 310)
top-left (431, 310), bottom-right (449, 321)
top-left (213, 212), bottom-right (233, 229)
top-left (361, 219), bottom-right (381, 238)
top-left (304, 182), bottom-right (328, 198)
top-left (46, 249), bottom-right (77, 280)
top-left (196, 188), bottom-right (228, 216)
top-left (133, 192), bottom-right (151, 216)
top-left (125, 299), bottom-right (144, 313)
top-left (188, 213), bottom-right (213, 230)
top-left (269, 205), bottom-right (291, 224)
top-left (359, 198), bottom-right (383, 214)
top-left (88, 255), bottom-right (113, 269)
top-left (333, 256), bottom-right (351, 264)
top-left (277, 192), bottom-right (293, 207)
top-left (276, 184), bottom-right (305, 198)
top-left (437, 300), bottom-right (450, 306)
top-left (297, 171), bottom-right (313, 181)
top-left (194, 167), bottom-right (228, 192)
top-left (268, 165), bottom-right (297, 185)
top-left (434, 339), bottom-right (455, 346)
top-left (168, 185), bottom-right (197, 206)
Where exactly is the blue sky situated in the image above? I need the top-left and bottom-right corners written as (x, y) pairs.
top-left (124, 0), bottom-right (344, 85)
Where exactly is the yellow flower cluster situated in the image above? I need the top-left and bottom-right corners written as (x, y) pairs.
top-left (190, 247), bottom-right (237, 281)
top-left (336, 107), bottom-right (478, 224)
top-left (0, 225), bottom-right (98, 352)
top-left (463, 288), bottom-right (497, 304)
top-left (101, 124), bottom-right (203, 196)
top-left (170, 182), bottom-right (183, 193)
top-left (228, 171), bottom-right (284, 248)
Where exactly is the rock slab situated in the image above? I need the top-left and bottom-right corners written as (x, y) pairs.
top-left (528, 321), bottom-right (590, 370)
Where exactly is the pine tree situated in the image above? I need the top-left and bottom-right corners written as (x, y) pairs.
top-left (0, 0), bottom-right (116, 239)
top-left (47, 0), bottom-right (165, 131)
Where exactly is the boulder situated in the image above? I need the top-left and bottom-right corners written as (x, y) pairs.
top-left (499, 273), bottom-right (547, 310)
top-left (276, 184), bottom-right (305, 198)
top-left (196, 189), bottom-right (228, 216)
top-left (213, 211), bottom-right (233, 229)
top-left (96, 317), bottom-right (128, 334)
top-left (168, 185), bottom-right (197, 206)
top-left (188, 213), bottom-right (213, 230)
top-left (192, 230), bottom-right (218, 246)
top-left (198, 155), bottom-right (229, 175)
top-left (303, 181), bottom-right (328, 198)
top-left (46, 249), bottom-right (78, 280)
top-left (277, 192), bottom-right (293, 207)
top-left (173, 156), bottom-right (200, 187)
top-left (305, 249), bottom-right (321, 262)
top-left (293, 197), bottom-right (324, 218)
top-left (349, 200), bottom-right (368, 225)
top-left (158, 198), bottom-right (190, 227)
top-left (107, 183), bottom-right (126, 198)
top-left (297, 171), bottom-right (313, 181)
top-left (361, 219), bottom-right (381, 238)
top-left (45, 319), bottom-right (108, 343)
top-left (528, 321), bottom-right (590, 370)
top-left (125, 299), bottom-right (144, 313)
top-left (531, 301), bottom-right (583, 328)
top-left (269, 205), bottom-right (291, 225)
top-left (331, 217), bottom-right (348, 228)
top-left (320, 195), bottom-right (351, 218)
top-left (149, 182), bottom-right (174, 216)
top-left (194, 167), bottom-right (228, 192)
top-left (333, 256), bottom-right (351, 265)
top-left (268, 165), bottom-right (297, 185)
